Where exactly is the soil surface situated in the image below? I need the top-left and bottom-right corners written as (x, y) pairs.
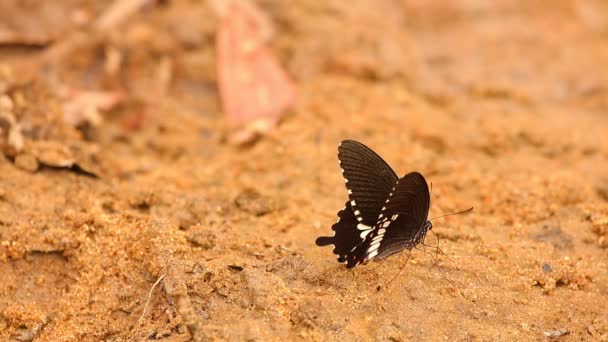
top-left (1, 1), bottom-right (608, 341)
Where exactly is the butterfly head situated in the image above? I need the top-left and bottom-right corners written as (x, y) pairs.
top-left (425, 221), bottom-right (433, 231)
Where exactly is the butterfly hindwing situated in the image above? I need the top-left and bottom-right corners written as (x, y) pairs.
top-left (364, 172), bottom-right (431, 262)
top-left (315, 201), bottom-right (371, 263)
top-left (338, 140), bottom-right (398, 227)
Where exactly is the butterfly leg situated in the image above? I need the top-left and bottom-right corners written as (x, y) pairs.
top-left (425, 231), bottom-right (456, 264)
top-left (421, 243), bottom-right (453, 267)
top-left (421, 239), bottom-right (440, 267)
top-left (377, 250), bottom-right (413, 291)
top-left (414, 246), bottom-right (455, 286)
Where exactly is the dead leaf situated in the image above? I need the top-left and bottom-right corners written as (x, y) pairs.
top-left (215, 0), bottom-right (295, 145)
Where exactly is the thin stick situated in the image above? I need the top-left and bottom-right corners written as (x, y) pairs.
top-left (138, 271), bottom-right (167, 324)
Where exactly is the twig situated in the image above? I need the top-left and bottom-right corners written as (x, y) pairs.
top-left (138, 271), bottom-right (167, 324)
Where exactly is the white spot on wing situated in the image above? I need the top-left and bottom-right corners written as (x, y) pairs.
top-left (350, 200), bottom-right (356, 206)
top-left (371, 235), bottom-right (383, 243)
top-left (357, 223), bottom-right (372, 231)
top-left (391, 214), bottom-right (399, 221)
top-left (354, 210), bottom-right (360, 216)
top-left (368, 250), bottom-right (379, 259)
top-left (357, 217), bottom-right (363, 222)
top-left (359, 229), bottom-right (372, 239)
top-left (382, 221), bottom-right (391, 228)
top-left (369, 241), bottom-right (381, 250)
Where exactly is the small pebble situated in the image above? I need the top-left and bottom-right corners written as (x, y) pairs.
top-left (14, 153), bottom-right (39, 172)
top-left (0, 94), bottom-right (13, 112)
top-left (543, 329), bottom-right (569, 338)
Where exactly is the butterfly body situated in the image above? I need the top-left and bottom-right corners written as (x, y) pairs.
top-left (316, 140), bottom-right (433, 268)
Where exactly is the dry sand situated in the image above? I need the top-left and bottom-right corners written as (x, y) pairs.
top-left (1, 1), bottom-right (607, 340)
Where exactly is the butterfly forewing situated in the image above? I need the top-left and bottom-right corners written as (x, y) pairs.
top-left (338, 140), bottom-right (398, 227)
top-left (364, 172), bottom-right (431, 262)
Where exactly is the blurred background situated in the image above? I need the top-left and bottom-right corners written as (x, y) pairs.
top-left (0, 1), bottom-right (607, 340)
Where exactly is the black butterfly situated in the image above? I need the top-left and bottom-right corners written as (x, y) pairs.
top-left (316, 140), bottom-right (433, 268)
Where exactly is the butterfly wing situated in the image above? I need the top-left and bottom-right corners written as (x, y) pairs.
top-left (338, 140), bottom-right (399, 228)
top-left (363, 172), bottom-right (431, 262)
top-left (315, 201), bottom-right (369, 263)
top-left (316, 140), bottom-right (398, 267)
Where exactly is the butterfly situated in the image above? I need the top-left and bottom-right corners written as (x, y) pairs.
top-left (316, 139), bottom-right (434, 268)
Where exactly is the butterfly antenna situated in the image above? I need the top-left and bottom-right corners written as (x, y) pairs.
top-left (378, 251), bottom-right (412, 291)
top-left (429, 207), bottom-right (473, 221)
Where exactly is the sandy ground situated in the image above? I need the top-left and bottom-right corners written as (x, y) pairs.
top-left (1, 1), bottom-right (608, 341)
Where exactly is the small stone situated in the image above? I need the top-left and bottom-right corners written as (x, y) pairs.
top-left (0, 95), bottom-right (14, 112)
top-left (13, 323), bottom-right (44, 341)
top-left (234, 188), bottom-right (274, 216)
top-left (8, 124), bottom-right (24, 152)
top-left (14, 153), bottom-right (39, 172)
top-left (543, 329), bottom-right (569, 338)
top-left (185, 229), bottom-right (216, 250)
top-left (542, 263), bottom-right (553, 272)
